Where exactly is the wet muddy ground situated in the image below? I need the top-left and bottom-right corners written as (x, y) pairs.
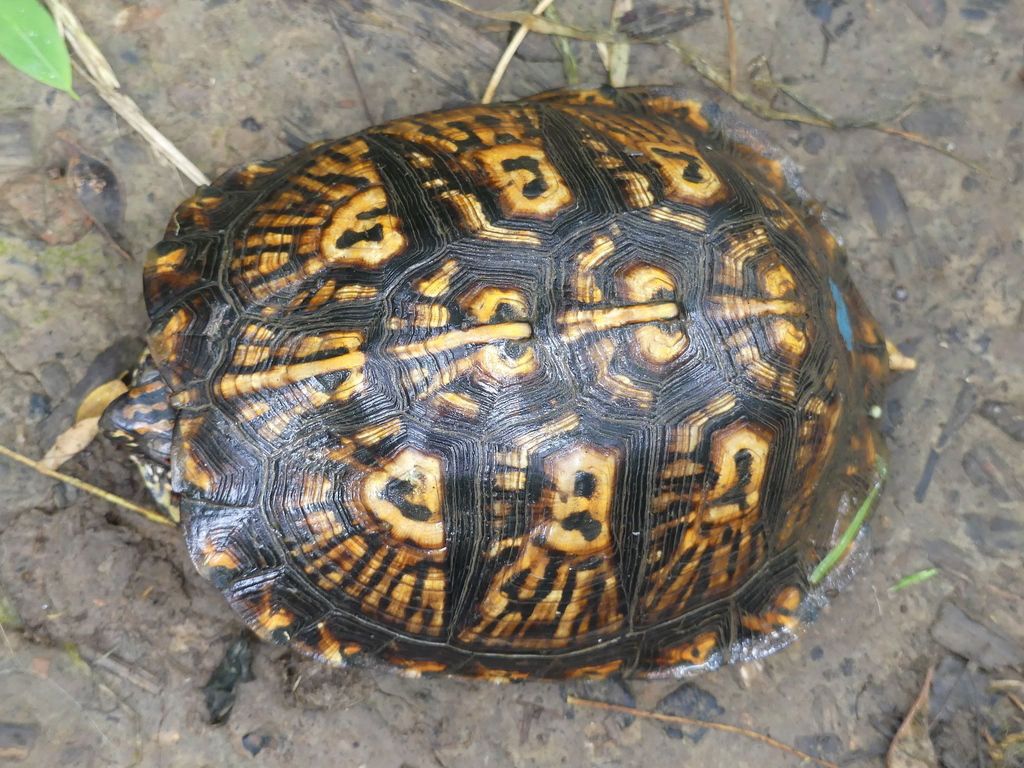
top-left (1, 1), bottom-right (1022, 766)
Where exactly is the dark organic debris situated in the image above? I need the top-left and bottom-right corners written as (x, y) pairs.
top-left (203, 633), bottom-right (256, 725)
top-left (617, 5), bottom-right (713, 38)
top-left (59, 134), bottom-right (130, 259)
top-left (929, 655), bottom-right (991, 725)
top-left (963, 512), bottom-right (1024, 558)
top-left (914, 381), bottom-right (978, 503)
top-left (962, 446), bottom-right (1024, 503)
top-left (855, 166), bottom-right (911, 237)
top-left (242, 732), bottom-right (272, 756)
top-left (930, 602), bottom-right (1024, 671)
top-left (654, 683), bottom-right (724, 743)
top-left (0, 722), bottom-right (40, 761)
top-left (803, 0), bottom-right (844, 24)
top-left (854, 166), bottom-right (916, 277)
top-left (978, 400), bottom-right (1024, 443)
top-left (0, 111), bottom-right (34, 172)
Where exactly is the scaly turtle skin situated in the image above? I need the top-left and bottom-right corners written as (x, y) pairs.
top-left (102, 86), bottom-right (894, 681)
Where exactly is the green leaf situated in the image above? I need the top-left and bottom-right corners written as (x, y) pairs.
top-left (809, 456), bottom-right (888, 586)
top-left (0, 0), bottom-right (77, 96)
top-left (889, 568), bottom-right (939, 592)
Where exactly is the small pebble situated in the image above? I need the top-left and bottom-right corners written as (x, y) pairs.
top-left (28, 393), bottom-right (51, 421)
top-left (803, 132), bottom-right (825, 155)
top-left (961, 175), bottom-right (982, 192)
top-left (242, 732), bottom-right (271, 756)
top-left (241, 117), bottom-right (263, 132)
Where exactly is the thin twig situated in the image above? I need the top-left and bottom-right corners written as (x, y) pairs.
top-left (45, 0), bottom-right (209, 186)
top-left (0, 443), bottom-right (171, 526)
top-left (482, 0), bottom-right (557, 103)
top-left (442, 0), bottom-right (621, 40)
top-left (566, 696), bottom-right (843, 768)
top-left (874, 125), bottom-right (990, 175)
top-left (721, 0), bottom-right (737, 92)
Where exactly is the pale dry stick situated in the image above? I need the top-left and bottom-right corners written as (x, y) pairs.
top-left (45, 0), bottom-right (210, 186)
top-left (0, 443), bottom-right (172, 526)
top-left (721, 0), bottom-right (737, 92)
top-left (875, 124), bottom-right (991, 176)
top-left (566, 696), bottom-right (844, 768)
top-left (1007, 692), bottom-right (1024, 716)
top-left (482, 0), bottom-right (558, 104)
top-left (441, 0), bottom-right (616, 38)
top-left (607, 0), bottom-right (634, 88)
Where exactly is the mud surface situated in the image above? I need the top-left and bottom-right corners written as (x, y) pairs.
top-left (1, 1), bottom-right (1022, 767)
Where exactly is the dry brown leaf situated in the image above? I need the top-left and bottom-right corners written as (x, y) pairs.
top-left (39, 417), bottom-right (100, 471)
top-left (76, 377), bottom-right (128, 422)
top-left (887, 666), bottom-right (938, 768)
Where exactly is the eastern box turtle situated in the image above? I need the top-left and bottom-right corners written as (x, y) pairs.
top-left (102, 86), bottom-right (898, 681)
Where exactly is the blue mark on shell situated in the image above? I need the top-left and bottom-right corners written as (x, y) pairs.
top-left (830, 278), bottom-right (854, 351)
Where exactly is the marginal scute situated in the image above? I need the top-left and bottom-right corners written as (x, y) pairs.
top-left (120, 85), bottom-right (894, 681)
top-left (656, 631), bottom-right (720, 668)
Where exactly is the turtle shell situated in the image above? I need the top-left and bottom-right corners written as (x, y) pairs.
top-left (132, 86), bottom-right (892, 680)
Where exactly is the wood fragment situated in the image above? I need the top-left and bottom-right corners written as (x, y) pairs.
top-left (930, 602), bottom-right (1024, 670)
top-left (81, 649), bottom-right (162, 695)
top-left (915, 381), bottom-right (977, 502)
top-left (978, 400), bottom-right (1024, 443)
top-left (721, 0), bottom-right (737, 92)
